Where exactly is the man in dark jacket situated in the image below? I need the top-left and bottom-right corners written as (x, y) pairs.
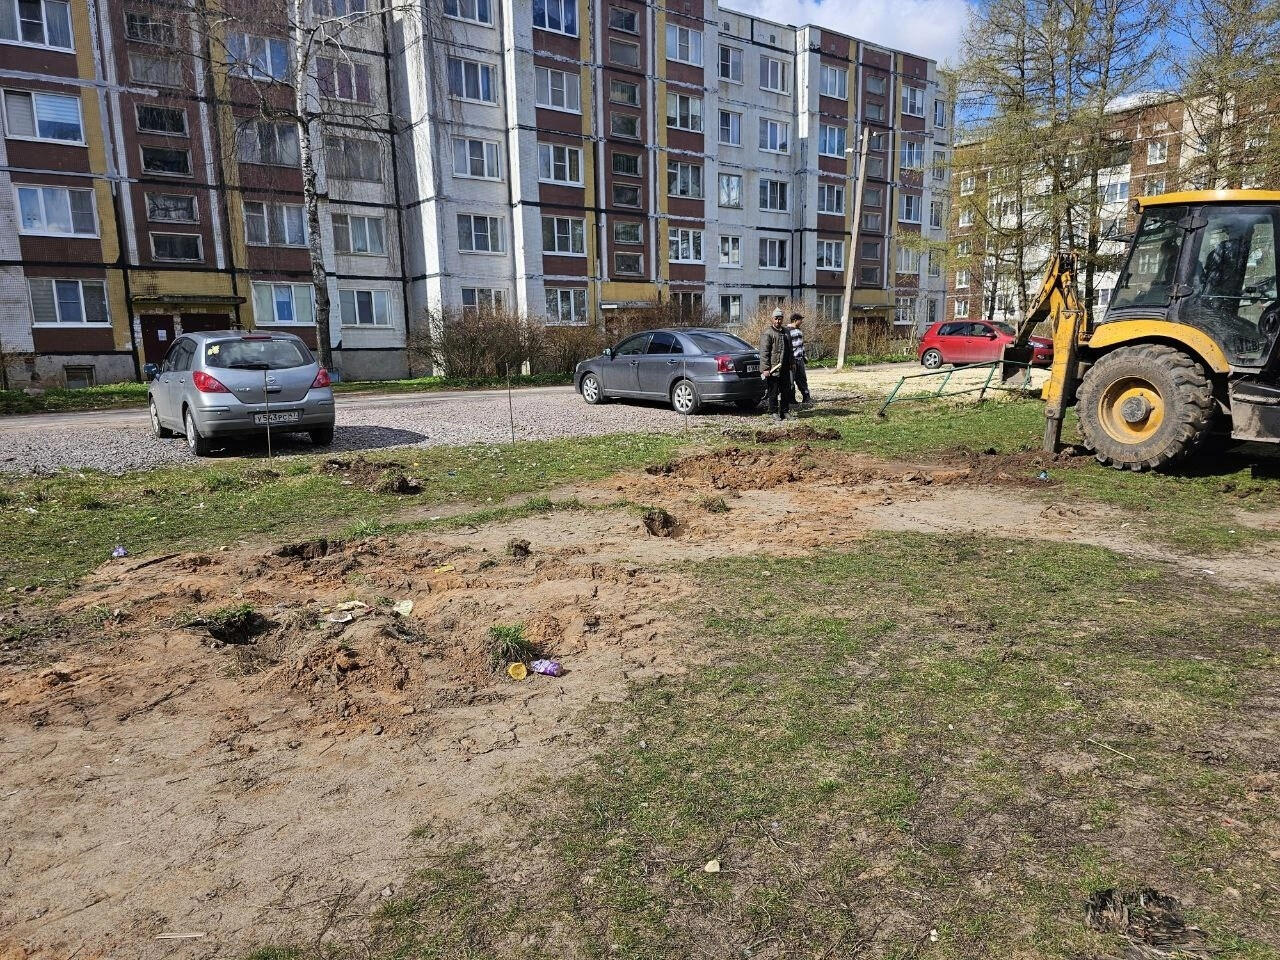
top-left (759, 308), bottom-right (795, 420)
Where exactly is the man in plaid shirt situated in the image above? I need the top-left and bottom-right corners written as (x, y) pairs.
top-left (787, 313), bottom-right (812, 405)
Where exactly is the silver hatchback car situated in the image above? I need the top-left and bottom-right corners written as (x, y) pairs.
top-left (145, 330), bottom-right (336, 456)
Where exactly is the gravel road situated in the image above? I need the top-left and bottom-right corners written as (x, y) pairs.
top-left (0, 385), bottom-right (775, 474)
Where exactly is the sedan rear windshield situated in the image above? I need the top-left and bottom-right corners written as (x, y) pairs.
top-left (204, 338), bottom-right (312, 370)
top-left (687, 331), bottom-right (753, 353)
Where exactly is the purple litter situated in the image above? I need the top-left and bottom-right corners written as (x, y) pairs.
top-left (530, 659), bottom-right (562, 677)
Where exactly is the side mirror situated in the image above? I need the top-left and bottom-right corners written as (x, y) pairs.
top-left (986, 332), bottom-right (999, 339)
top-left (143, 363), bottom-right (159, 381)
top-left (603, 347), bottom-right (614, 359)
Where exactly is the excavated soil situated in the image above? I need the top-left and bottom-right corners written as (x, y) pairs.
top-left (0, 445), bottom-right (1273, 959)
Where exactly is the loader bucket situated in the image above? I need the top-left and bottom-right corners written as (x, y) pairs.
top-left (1001, 344), bottom-right (1034, 381)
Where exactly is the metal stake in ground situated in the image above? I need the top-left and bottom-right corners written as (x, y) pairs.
top-left (506, 363), bottom-right (515, 445)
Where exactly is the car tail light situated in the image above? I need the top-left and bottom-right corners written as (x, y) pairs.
top-left (715, 355), bottom-right (734, 374)
top-left (192, 370), bottom-right (229, 393)
top-left (311, 367), bottom-right (331, 388)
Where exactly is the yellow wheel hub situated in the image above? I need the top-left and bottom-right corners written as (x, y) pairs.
top-left (1098, 377), bottom-right (1165, 444)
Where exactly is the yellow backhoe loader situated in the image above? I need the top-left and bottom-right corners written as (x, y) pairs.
top-left (1006, 189), bottom-right (1280, 470)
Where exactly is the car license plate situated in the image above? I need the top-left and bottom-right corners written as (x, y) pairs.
top-left (254, 410), bottom-right (300, 425)
top-left (745, 363), bottom-right (759, 373)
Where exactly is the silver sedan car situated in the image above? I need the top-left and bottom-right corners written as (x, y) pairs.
top-left (145, 330), bottom-right (336, 456)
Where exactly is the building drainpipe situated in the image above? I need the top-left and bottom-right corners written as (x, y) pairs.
top-left (110, 180), bottom-right (142, 382)
top-left (381, 3), bottom-right (411, 375)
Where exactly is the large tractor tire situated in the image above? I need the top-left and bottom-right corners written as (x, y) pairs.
top-left (1076, 344), bottom-right (1214, 471)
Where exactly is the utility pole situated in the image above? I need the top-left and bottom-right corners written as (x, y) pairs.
top-left (837, 128), bottom-right (871, 370)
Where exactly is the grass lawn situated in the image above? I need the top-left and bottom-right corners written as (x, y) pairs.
top-left (270, 535), bottom-right (1280, 959)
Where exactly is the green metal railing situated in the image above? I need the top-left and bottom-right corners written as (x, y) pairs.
top-left (877, 360), bottom-right (1037, 417)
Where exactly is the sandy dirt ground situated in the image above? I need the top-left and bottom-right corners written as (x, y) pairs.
top-left (0, 441), bottom-right (1271, 959)
top-left (807, 362), bottom-right (1051, 399)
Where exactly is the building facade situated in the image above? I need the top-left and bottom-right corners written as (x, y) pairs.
top-left (1, 0), bottom-right (951, 389)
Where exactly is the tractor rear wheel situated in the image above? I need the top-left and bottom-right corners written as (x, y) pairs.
top-left (1077, 344), bottom-right (1214, 471)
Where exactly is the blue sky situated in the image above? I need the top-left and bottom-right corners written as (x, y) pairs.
top-left (730, 0), bottom-right (973, 65)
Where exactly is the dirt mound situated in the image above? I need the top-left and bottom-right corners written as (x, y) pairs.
top-left (725, 425), bottom-right (843, 444)
top-left (1085, 888), bottom-right (1211, 957)
top-left (317, 457), bottom-right (424, 494)
top-left (642, 508), bottom-right (678, 537)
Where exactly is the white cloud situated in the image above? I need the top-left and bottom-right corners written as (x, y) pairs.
top-left (727, 0), bottom-right (972, 67)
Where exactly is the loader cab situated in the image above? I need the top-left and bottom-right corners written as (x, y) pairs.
top-left (1106, 192), bottom-right (1280, 371)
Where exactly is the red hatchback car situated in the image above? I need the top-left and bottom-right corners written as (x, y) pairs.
top-left (918, 320), bottom-right (1053, 369)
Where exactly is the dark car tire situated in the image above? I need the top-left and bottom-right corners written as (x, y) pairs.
top-left (671, 378), bottom-right (701, 415)
top-left (580, 372), bottom-right (606, 405)
top-left (309, 426), bottom-right (335, 446)
top-left (735, 397), bottom-right (761, 412)
top-left (184, 407), bottom-right (212, 457)
top-left (1076, 344), bottom-right (1214, 471)
top-left (921, 348), bottom-right (944, 369)
top-left (150, 398), bottom-right (174, 439)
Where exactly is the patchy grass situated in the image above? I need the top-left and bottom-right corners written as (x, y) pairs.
top-left (486, 624), bottom-right (538, 669)
top-left (333, 535), bottom-right (1280, 960)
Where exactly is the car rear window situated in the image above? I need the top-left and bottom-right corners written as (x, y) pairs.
top-left (204, 337), bottom-right (312, 370)
top-left (687, 331), bottom-right (752, 353)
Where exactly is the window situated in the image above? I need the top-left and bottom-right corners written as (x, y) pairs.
top-left (869, 131), bottom-right (887, 151)
top-left (535, 66), bottom-right (580, 113)
top-left (538, 142), bottom-right (582, 185)
top-left (129, 52), bottom-right (181, 86)
top-left (759, 236), bottom-right (788, 269)
top-left (865, 187), bottom-right (883, 207)
top-left (227, 32), bottom-right (289, 81)
top-left (318, 58), bottom-right (372, 103)
top-left (608, 6), bottom-right (637, 32)
top-left (612, 151), bottom-right (640, 177)
top-left (819, 64), bottom-right (847, 99)
top-left (667, 160), bottom-right (703, 198)
top-left (896, 246), bottom-right (920, 274)
top-left (614, 221), bottom-right (642, 244)
top-left (862, 211), bottom-right (883, 231)
top-left (146, 193), bottom-right (197, 222)
top-left (673, 291), bottom-right (702, 316)
top-left (136, 104), bottom-right (186, 135)
top-left (865, 75), bottom-right (886, 95)
top-left (324, 135), bottom-right (379, 180)
top-left (759, 178), bottom-right (788, 212)
top-left (760, 55), bottom-right (787, 93)
top-left (666, 23), bottom-right (702, 65)
top-left (244, 200), bottom-right (306, 246)
top-left (718, 109), bottom-right (741, 145)
top-left (614, 252), bottom-right (642, 275)
top-left (533, 0), bottom-right (578, 36)
top-left (956, 239), bottom-right (971, 256)
top-left (860, 265), bottom-right (880, 284)
top-left (960, 174), bottom-right (976, 195)
top-left (444, 0), bottom-right (492, 24)
top-left (719, 235), bottom-right (741, 267)
top-left (900, 194), bottom-right (922, 223)
top-left (720, 294), bottom-right (742, 324)
top-left (3, 89), bottom-right (82, 142)
top-left (452, 137), bottom-right (501, 179)
top-left (1146, 177), bottom-right (1166, 195)
top-left (332, 213), bottom-right (386, 255)
top-left (3, 0), bottom-right (72, 48)
top-left (542, 215), bottom-right (585, 254)
top-left (934, 99), bottom-right (948, 128)
top-left (759, 295), bottom-right (785, 312)
top-left (930, 200), bottom-right (944, 228)
top-left (610, 79), bottom-right (638, 105)
top-left (462, 287), bottom-right (505, 312)
top-left (610, 39), bottom-right (639, 67)
top-left (718, 45), bottom-right (742, 82)
top-left (449, 56), bottom-right (497, 103)
top-left (817, 293), bottom-right (842, 320)
top-left (1148, 140), bottom-right (1168, 164)
top-left (141, 145), bottom-right (191, 175)
top-left (457, 213), bottom-right (504, 253)
top-left (895, 296), bottom-right (916, 325)
top-left (817, 182), bottom-right (844, 214)
top-left (718, 172), bottom-right (742, 208)
top-left (1098, 180), bottom-right (1130, 204)
top-left (866, 156), bottom-right (886, 178)
top-left (668, 227), bottom-right (703, 262)
top-left (759, 117), bottom-right (789, 152)
top-left (861, 239), bottom-right (880, 259)
top-left (150, 232), bottom-right (201, 261)
top-left (865, 102), bottom-right (885, 122)
top-left (312, 0), bottom-right (368, 14)
top-left (252, 282), bottom-right (314, 325)
top-left (239, 121), bottom-right (300, 166)
top-left (28, 278), bottom-right (107, 324)
top-left (955, 268), bottom-right (969, 288)
top-left (958, 208), bottom-right (974, 228)
top-left (545, 287), bottom-right (587, 324)
top-left (901, 85), bottom-right (925, 117)
top-left (927, 298), bottom-right (939, 324)
top-left (63, 365), bottom-right (95, 389)
top-left (666, 93), bottom-right (702, 132)
top-left (954, 299), bottom-right (969, 318)
top-left (15, 185), bottom-right (95, 235)
top-left (339, 289), bottom-right (391, 327)
top-left (610, 112), bottom-right (639, 139)
top-left (613, 183), bottom-right (641, 206)
top-left (124, 11), bottom-right (172, 44)
top-left (816, 239), bottom-right (843, 270)
top-left (900, 140), bottom-right (923, 170)
top-left (818, 123), bottom-right (845, 157)
top-left (932, 150), bottom-right (946, 181)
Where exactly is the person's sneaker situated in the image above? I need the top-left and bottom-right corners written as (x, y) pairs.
top-left (773, 414), bottom-right (786, 422)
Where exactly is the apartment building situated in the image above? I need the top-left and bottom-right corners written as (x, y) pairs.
top-left (946, 94), bottom-right (1223, 327)
top-left (399, 0), bottom-right (953, 339)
